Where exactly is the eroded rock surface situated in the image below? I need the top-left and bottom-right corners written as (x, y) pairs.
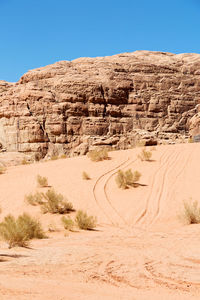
top-left (0, 51), bottom-right (200, 157)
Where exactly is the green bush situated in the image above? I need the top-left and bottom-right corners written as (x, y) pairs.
top-left (87, 148), bottom-right (109, 162)
top-left (41, 189), bottom-right (74, 214)
top-left (75, 210), bottom-right (97, 230)
top-left (37, 175), bottom-right (48, 187)
top-left (0, 213), bottom-right (45, 248)
top-left (115, 169), bottom-right (141, 189)
top-left (61, 216), bottom-right (75, 231)
top-left (182, 200), bottom-right (200, 224)
top-left (82, 171), bottom-right (91, 180)
top-left (138, 148), bottom-right (152, 161)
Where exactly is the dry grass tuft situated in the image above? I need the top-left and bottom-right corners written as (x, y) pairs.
top-left (0, 213), bottom-right (46, 248)
top-left (87, 148), bottom-right (109, 162)
top-left (82, 171), bottom-right (91, 180)
top-left (138, 148), bottom-right (152, 161)
top-left (41, 189), bottom-right (74, 214)
top-left (188, 137), bottom-right (193, 143)
top-left (21, 158), bottom-right (31, 165)
top-left (181, 200), bottom-right (200, 224)
top-left (26, 189), bottom-right (74, 215)
top-left (75, 210), bottom-right (97, 230)
top-left (37, 175), bottom-right (49, 187)
top-left (25, 191), bottom-right (44, 206)
top-left (115, 169), bottom-right (141, 189)
top-left (61, 216), bottom-right (75, 231)
top-left (51, 155), bottom-right (59, 161)
top-left (0, 166), bottom-right (6, 174)
top-left (135, 140), bottom-right (146, 147)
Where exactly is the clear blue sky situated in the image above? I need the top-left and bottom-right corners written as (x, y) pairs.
top-left (0, 0), bottom-right (200, 82)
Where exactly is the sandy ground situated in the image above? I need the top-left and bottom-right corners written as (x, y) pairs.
top-left (0, 143), bottom-right (200, 299)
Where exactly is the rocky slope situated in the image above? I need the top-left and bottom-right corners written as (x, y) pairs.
top-left (0, 51), bottom-right (200, 158)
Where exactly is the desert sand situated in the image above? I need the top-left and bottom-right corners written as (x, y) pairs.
top-left (0, 143), bottom-right (200, 299)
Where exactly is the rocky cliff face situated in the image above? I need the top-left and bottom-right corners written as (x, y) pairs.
top-left (0, 51), bottom-right (200, 158)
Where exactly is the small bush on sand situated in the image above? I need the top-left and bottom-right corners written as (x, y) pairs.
top-left (25, 191), bottom-right (44, 206)
top-left (51, 155), bottom-right (59, 161)
top-left (0, 166), bottom-right (6, 174)
top-left (115, 169), bottom-right (141, 189)
top-left (135, 140), bottom-right (146, 147)
top-left (21, 158), bottom-right (30, 165)
top-left (60, 154), bottom-right (67, 159)
top-left (82, 171), bottom-right (91, 180)
top-left (87, 148), bottom-right (109, 162)
top-left (17, 213), bottom-right (46, 239)
top-left (37, 175), bottom-right (48, 187)
top-left (0, 213), bottom-right (45, 248)
top-left (75, 210), bottom-right (97, 230)
top-left (188, 137), bottom-right (193, 143)
top-left (182, 200), bottom-right (200, 224)
top-left (41, 189), bottom-right (74, 214)
top-left (61, 216), bottom-right (75, 231)
top-left (138, 148), bottom-right (152, 161)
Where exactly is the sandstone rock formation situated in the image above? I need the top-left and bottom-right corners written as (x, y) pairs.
top-left (0, 51), bottom-right (200, 158)
top-left (189, 105), bottom-right (200, 137)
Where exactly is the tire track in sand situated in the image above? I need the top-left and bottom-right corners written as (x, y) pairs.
top-left (103, 157), bottom-right (139, 227)
top-left (102, 147), bottom-right (169, 230)
top-left (93, 157), bottom-right (130, 226)
top-left (145, 148), bottom-right (181, 226)
top-left (134, 147), bottom-right (174, 226)
top-left (151, 145), bottom-right (195, 225)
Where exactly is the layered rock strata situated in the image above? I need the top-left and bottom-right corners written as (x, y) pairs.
top-left (0, 51), bottom-right (200, 157)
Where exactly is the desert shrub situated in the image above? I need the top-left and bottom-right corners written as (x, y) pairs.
top-left (115, 169), bottom-right (141, 189)
top-left (61, 216), bottom-right (75, 231)
top-left (82, 171), bottom-right (91, 180)
top-left (51, 155), bottom-right (59, 161)
top-left (21, 158), bottom-right (30, 165)
top-left (135, 140), bottom-right (146, 147)
top-left (87, 148), bottom-right (109, 162)
top-left (17, 213), bottom-right (46, 239)
top-left (115, 170), bottom-right (127, 189)
top-left (37, 175), bottom-right (48, 187)
top-left (41, 189), bottom-right (74, 214)
top-left (0, 166), bottom-right (6, 174)
top-left (188, 137), bottom-right (193, 143)
top-left (138, 148), bottom-right (152, 161)
top-left (75, 210), bottom-right (97, 230)
top-left (60, 154), bottom-right (67, 159)
top-left (0, 213), bottom-right (45, 248)
top-left (182, 200), bottom-right (200, 224)
top-left (25, 191), bottom-right (44, 206)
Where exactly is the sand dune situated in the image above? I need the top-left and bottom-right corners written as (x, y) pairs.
top-left (0, 143), bottom-right (200, 299)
